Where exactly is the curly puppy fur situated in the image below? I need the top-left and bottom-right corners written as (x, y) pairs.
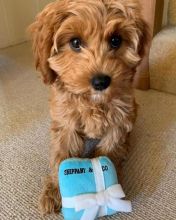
top-left (29, 0), bottom-right (149, 215)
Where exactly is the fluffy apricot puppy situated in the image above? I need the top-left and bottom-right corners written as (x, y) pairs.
top-left (29, 0), bottom-right (149, 215)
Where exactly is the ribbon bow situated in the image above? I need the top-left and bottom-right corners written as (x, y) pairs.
top-left (62, 184), bottom-right (132, 220)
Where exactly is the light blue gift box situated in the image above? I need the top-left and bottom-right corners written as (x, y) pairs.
top-left (58, 157), bottom-right (132, 220)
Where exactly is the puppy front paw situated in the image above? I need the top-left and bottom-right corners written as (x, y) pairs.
top-left (39, 175), bottom-right (61, 215)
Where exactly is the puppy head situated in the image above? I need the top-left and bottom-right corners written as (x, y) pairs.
top-left (29, 0), bottom-right (149, 102)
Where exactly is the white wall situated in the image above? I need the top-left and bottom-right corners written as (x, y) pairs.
top-left (0, 0), bottom-right (53, 49)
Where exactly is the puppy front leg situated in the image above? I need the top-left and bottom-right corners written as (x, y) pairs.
top-left (39, 124), bottom-right (84, 215)
top-left (93, 127), bottom-right (130, 183)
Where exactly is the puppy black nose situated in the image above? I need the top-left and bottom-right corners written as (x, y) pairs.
top-left (91, 74), bottom-right (111, 91)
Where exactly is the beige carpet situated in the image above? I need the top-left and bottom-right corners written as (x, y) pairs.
top-left (150, 26), bottom-right (176, 95)
top-left (1, 43), bottom-right (176, 220)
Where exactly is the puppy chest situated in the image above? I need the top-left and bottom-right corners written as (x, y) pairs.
top-left (80, 109), bottom-right (110, 139)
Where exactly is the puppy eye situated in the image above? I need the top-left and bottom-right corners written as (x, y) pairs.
top-left (70, 38), bottom-right (82, 52)
top-left (109, 35), bottom-right (122, 49)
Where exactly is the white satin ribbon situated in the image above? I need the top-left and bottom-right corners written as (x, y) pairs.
top-left (62, 184), bottom-right (132, 220)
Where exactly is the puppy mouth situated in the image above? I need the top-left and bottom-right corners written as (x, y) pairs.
top-left (91, 89), bottom-right (110, 103)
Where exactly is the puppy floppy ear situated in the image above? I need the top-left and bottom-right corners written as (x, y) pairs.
top-left (28, 2), bottom-right (67, 84)
top-left (125, 0), bottom-right (151, 61)
top-left (136, 18), bottom-right (151, 59)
